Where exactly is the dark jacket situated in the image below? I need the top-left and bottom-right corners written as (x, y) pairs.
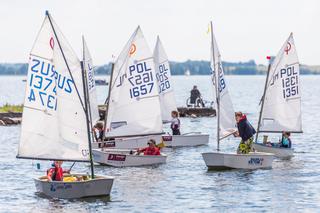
top-left (190, 89), bottom-right (201, 103)
top-left (237, 115), bottom-right (256, 141)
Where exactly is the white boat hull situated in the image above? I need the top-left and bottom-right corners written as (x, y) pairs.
top-left (202, 152), bottom-right (274, 170)
top-left (92, 135), bottom-right (162, 149)
top-left (253, 143), bottom-right (294, 159)
top-left (92, 133), bottom-right (209, 149)
top-left (34, 174), bottom-right (114, 199)
top-left (92, 149), bottom-right (167, 167)
top-left (162, 133), bottom-right (209, 147)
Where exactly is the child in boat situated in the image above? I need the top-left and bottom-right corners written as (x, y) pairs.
top-left (47, 161), bottom-right (70, 181)
top-left (137, 139), bottom-right (161, 156)
top-left (93, 122), bottom-right (104, 142)
top-left (234, 112), bottom-right (256, 154)
top-left (280, 132), bottom-right (292, 148)
top-left (171, 111), bottom-right (181, 135)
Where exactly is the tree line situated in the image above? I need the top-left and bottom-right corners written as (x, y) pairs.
top-left (0, 60), bottom-right (319, 75)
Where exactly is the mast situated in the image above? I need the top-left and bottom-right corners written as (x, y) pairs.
top-left (80, 60), bottom-right (95, 179)
top-left (103, 61), bottom-right (115, 138)
top-left (255, 59), bottom-right (272, 143)
top-left (104, 62), bottom-right (115, 105)
top-left (82, 37), bottom-right (95, 143)
top-left (210, 21), bottom-right (220, 151)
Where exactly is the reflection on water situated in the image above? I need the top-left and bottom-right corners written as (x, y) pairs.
top-left (0, 75), bottom-right (319, 212)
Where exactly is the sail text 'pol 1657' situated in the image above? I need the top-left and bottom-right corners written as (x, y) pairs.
top-left (17, 14), bottom-right (90, 161)
top-left (153, 36), bottom-right (177, 122)
top-left (105, 26), bottom-right (163, 138)
top-left (259, 33), bottom-right (302, 133)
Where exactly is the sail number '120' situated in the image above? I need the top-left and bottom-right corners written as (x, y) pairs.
top-left (128, 61), bottom-right (154, 98)
top-left (156, 63), bottom-right (171, 93)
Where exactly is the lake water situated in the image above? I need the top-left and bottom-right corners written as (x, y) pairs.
top-left (0, 75), bottom-right (319, 212)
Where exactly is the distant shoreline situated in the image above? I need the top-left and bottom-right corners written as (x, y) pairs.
top-left (1, 60), bottom-right (319, 75)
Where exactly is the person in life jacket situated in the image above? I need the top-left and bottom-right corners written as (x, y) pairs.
top-left (47, 161), bottom-right (70, 181)
top-left (280, 131), bottom-right (292, 148)
top-left (137, 139), bottom-right (161, 156)
top-left (171, 111), bottom-right (181, 135)
top-left (233, 112), bottom-right (256, 154)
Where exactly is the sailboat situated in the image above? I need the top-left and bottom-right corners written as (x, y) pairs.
top-left (92, 26), bottom-right (167, 167)
top-left (153, 36), bottom-right (209, 147)
top-left (202, 22), bottom-right (274, 169)
top-left (253, 33), bottom-right (301, 158)
top-left (16, 11), bottom-right (114, 199)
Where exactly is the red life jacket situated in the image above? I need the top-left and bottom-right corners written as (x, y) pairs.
top-left (141, 147), bottom-right (160, 156)
top-left (47, 167), bottom-right (64, 181)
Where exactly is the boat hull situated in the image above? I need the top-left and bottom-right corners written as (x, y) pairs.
top-left (92, 149), bottom-right (167, 167)
top-left (253, 143), bottom-right (294, 159)
top-left (163, 134), bottom-right (209, 147)
top-left (92, 133), bottom-right (209, 149)
top-left (202, 152), bottom-right (274, 170)
top-left (177, 107), bottom-right (216, 117)
top-left (34, 174), bottom-right (114, 199)
top-left (92, 135), bottom-right (162, 149)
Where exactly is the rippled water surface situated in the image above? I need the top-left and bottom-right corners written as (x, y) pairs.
top-left (0, 75), bottom-right (319, 212)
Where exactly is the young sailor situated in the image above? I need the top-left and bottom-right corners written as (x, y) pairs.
top-left (137, 139), bottom-right (161, 156)
top-left (170, 111), bottom-right (181, 135)
top-left (47, 161), bottom-right (70, 181)
top-left (280, 132), bottom-right (292, 148)
top-left (93, 123), bottom-right (104, 142)
top-left (234, 112), bottom-right (256, 154)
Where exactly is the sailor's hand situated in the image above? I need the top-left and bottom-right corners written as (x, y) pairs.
top-left (233, 131), bottom-right (239, 137)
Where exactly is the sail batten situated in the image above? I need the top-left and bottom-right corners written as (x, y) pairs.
top-left (258, 33), bottom-right (302, 133)
top-left (105, 27), bottom-right (163, 138)
top-left (153, 36), bottom-right (177, 122)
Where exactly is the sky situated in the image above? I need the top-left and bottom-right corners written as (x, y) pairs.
top-left (0, 0), bottom-right (319, 65)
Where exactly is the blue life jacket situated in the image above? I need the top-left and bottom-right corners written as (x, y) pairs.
top-left (281, 137), bottom-right (292, 148)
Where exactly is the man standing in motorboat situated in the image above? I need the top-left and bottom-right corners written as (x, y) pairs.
top-left (190, 85), bottom-right (204, 107)
top-left (234, 112), bottom-right (256, 154)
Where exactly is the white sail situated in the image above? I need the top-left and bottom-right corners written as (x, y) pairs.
top-left (17, 13), bottom-right (89, 161)
top-left (210, 28), bottom-right (237, 139)
top-left (153, 36), bottom-right (177, 122)
top-left (105, 26), bottom-right (163, 137)
top-left (82, 37), bottom-right (100, 125)
top-left (259, 33), bottom-right (302, 132)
